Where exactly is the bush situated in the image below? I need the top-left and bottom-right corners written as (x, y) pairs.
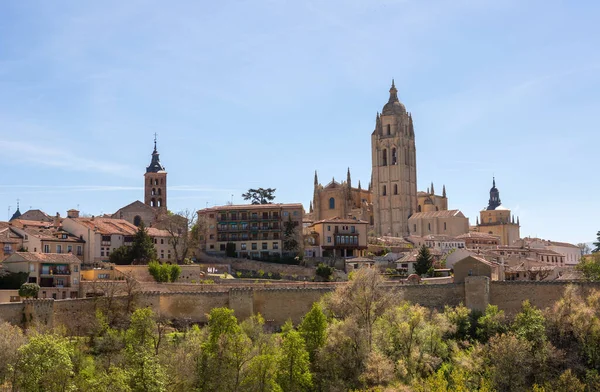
top-left (148, 261), bottom-right (181, 283)
top-left (18, 283), bottom-right (40, 298)
top-left (316, 263), bottom-right (334, 281)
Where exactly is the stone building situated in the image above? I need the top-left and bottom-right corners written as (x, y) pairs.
top-left (304, 216), bottom-right (368, 258)
top-left (371, 80), bottom-right (418, 237)
top-left (198, 203), bottom-right (304, 259)
top-left (417, 183), bottom-right (448, 213)
top-left (309, 169), bottom-right (372, 225)
top-left (472, 178), bottom-right (520, 246)
top-left (408, 210), bottom-right (469, 237)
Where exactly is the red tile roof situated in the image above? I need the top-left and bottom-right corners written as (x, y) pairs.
top-left (5, 252), bottom-right (81, 264)
top-left (409, 210), bottom-right (465, 219)
top-left (71, 218), bottom-right (138, 235)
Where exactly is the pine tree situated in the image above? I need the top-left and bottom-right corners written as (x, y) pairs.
top-left (283, 216), bottom-right (299, 254)
top-left (415, 245), bottom-right (433, 275)
top-left (593, 231), bottom-right (600, 253)
top-left (130, 222), bottom-right (157, 264)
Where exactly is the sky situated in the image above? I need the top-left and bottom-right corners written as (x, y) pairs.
top-left (0, 0), bottom-right (598, 245)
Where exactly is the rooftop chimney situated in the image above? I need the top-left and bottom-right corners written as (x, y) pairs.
top-left (54, 212), bottom-right (61, 227)
top-left (67, 209), bottom-right (80, 218)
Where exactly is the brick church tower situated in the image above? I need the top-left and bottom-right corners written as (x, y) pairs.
top-left (144, 136), bottom-right (167, 210)
top-left (371, 80), bottom-right (417, 237)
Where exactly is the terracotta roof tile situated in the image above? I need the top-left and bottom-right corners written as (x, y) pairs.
top-left (409, 210), bottom-right (465, 219)
top-left (6, 252), bottom-right (81, 264)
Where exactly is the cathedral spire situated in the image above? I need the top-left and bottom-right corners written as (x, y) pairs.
top-left (517, 216), bottom-right (520, 226)
top-left (309, 200), bottom-right (313, 213)
top-left (347, 167), bottom-right (351, 188)
top-left (358, 180), bottom-right (362, 191)
top-left (442, 185), bottom-right (446, 198)
top-left (476, 216), bottom-right (479, 225)
top-left (314, 170), bottom-right (318, 187)
top-left (487, 177), bottom-right (501, 210)
top-left (430, 182), bottom-right (435, 195)
top-left (388, 79), bottom-right (399, 103)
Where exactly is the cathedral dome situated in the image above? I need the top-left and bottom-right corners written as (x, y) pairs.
top-left (381, 80), bottom-right (406, 116)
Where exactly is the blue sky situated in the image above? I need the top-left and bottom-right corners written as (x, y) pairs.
top-left (0, 0), bottom-right (598, 244)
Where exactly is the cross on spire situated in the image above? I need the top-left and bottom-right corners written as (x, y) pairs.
top-left (153, 133), bottom-right (158, 152)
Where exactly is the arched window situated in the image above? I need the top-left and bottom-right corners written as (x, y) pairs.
top-left (418, 205), bottom-right (422, 212)
top-left (382, 149), bottom-right (387, 166)
top-left (393, 184), bottom-right (398, 195)
top-left (428, 223), bottom-right (431, 231)
top-left (149, 179), bottom-right (152, 185)
top-left (158, 199), bottom-right (163, 207)
top-left (155, 179), bottom-right (158, 185)
top-left (151, 188), bottom-right (156, 196)
top-left (387, 124), bottom-right (391, 135)
top-left (151, 198), bottom-right (156, 207)
top-left (158, 188), bottom-right (162, 195)
top-left (329, 197), bottom-right (335, 209)
top-left (391, 148), bottom-right (397, 165)
top-left (133, 216), bottom-right (142, 227)
top-left (436, 206), bottom-right (439, 211)
top-left (382, 185), bottom-right (387, 196)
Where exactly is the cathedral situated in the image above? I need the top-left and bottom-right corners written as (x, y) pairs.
top-left (308, 80), bottom-right (448, 237)
top-left (471, 178), bottom-right (520, 245)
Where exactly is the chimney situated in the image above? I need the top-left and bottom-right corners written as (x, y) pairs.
top-left (67, 209), bottom-right (80, 218)
top-left (54, 212), bottom-right (61, 227)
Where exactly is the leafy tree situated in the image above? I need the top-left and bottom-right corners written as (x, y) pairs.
top-left (298, 302), bottom-right (327, 362)
top-left (594, 231), bottom-right (600, 253)
top-left (283, 216), bottom-right (299, 253)
top-left (315, 263), bottom-right (333, 281)
top-left (14, 333), bottom-right (75, 392)
top-left (148, 261), bottom-right (180, 283)
top-left (130, 222), bottom-right (157, 264)
top-left (476, 304), bottom-right (506, 342)
top-left (242, 188), bottom-right (276, 205)
top-left (415, 245), bottom-right (433, 275)
top-left (18, 282), bottom-right (39, 298)
top-left (169, 264), bottom-right (181, 282)
top-left (277, 322), bottom-right (312, 392)
top-left (109, 245), bottom-right (133, 265)
top-left (0, 321), bottom-right (26, 385)
top-left (576, 253), bottom-right (600, 281)
top-left (512, 300), bottom-right (547, 348)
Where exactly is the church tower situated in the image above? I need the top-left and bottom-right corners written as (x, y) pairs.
top-left (144, 136), bottom-right (167, 210)
top-left (371, 80), bottom-right (417, 237)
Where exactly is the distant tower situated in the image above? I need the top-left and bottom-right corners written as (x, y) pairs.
top-left (371, 80), bottom-right (417, 237)
top-left (144, 135), bottom-right (167, 210)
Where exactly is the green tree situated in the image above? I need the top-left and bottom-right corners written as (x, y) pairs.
top-left (169, 264), bottom-right (181, 282)
top-left (476, 304), bottom-right (506, 342)
top-left (109, 245), bottom-right (133, 265)
top-left (0, 321), bottom-right (26, 385)
top-left (277, 323), bottom-right (312, 392)
top-left (315, 263), bottom-right (333, 281)
top-left (298, 302), bottom-right (328, 362)
top-left (415, 245), bottom-right (433, 276)
top-left (130, 222), bottom-right (157, 264)
top-left (14, 333), bottom-right (75, 392)
top-left (594, 231), bottom-right (600, 253)
top-left (576, 253), bottom-right (600, 281)
top-left (148, 262), bottom-right (181, 283)
top-left (242, 188), bottom-right (276, 205)
top-left (18, 282), bottom-right (40, 298)
top-left (283, 216), bottom-right (299, 253)
top-left (512, 300), bottom-right (547, 348)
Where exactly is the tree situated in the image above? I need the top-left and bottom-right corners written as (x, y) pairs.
top-left (283, 216), bottom-right (299, 254)
top-left (577, 242), bottom-right (591, 256)
top-left (0, 321), bottom-right (26, 385)
top-left (148, 261), bottom-right (181, 283)
top-left (476, 304), bottom-right (506, 342)
top-left (277, 323), bottom-right (312, 392)
top-left (160, 209), bottom-right (199, 263)
top-left (315, 263), bottom-right (333, 281)
top-left (130, 222), bottom-right (157, 264)
top-left (242, 188), bottom-right (276, 205)
top-left (576, 253), bottom-right (600, 281)
top-left (299, 302), bottom-right (328, 362)
top-left (594, 231), bottom-right (600, 253)
top-left (18, 282), bottom-right (40, 298)
top-left (415, 245), bottom-right (433, 276)
top-left (14, 333), bottom-right (75, 392)
top-left (109, 245), bottom-right (133, 265)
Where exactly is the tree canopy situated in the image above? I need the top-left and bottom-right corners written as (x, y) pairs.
top-left (242, 188), bottom-right (276, 205)
top-left (415, 245), bottom-right (433, 275)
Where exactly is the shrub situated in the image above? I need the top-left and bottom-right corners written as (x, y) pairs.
top-left (18, 283), bottom-right (40, 298)
top-left (148, 261), bottom-right (180, 283)
top-left (169, 264), bottom-right (181, 282)
top-left (316, 263), bottom-right (334, 281)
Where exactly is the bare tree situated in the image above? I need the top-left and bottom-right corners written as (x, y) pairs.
top-left (160, 209), bottom-right (200, 263)
top-left (577, 243), bottom-right (591, 256)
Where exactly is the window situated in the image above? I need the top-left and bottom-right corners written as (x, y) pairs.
top-left (444, 222), bottom-right (447, 231)
top-left (209, 234), bottom-right (214, 240)
top-left (392, 148), bottom-right (397, 165)
top-left (67, 245), bottom-right (72, 253)
top-left (428, 223), bottom-right (431, 231)
top-left (44, 244), bottom-right (50, 253)
top-left (160, 239), bottom-right (164, 244)
top-left (382, 149), bottom-right (387, 166)
top-left (393, 184), bottom-right (398, 195)
top-left (56, 245), bottom-right (62, 254)
top-left (273, 242), bottom-right (279, 250)
top-left (414, 224), bottom-right (417, 232)
top-left (209, 244), bottom-right (214, 249)
top-left (134, 216), bottom-right (142, 226)
top-left (252, 243), bottom-right (257, 250)
top-left (351, 226), bottom-right (355, 233)
top-left (220, 244), bottom-right (226, 251)
top-left (98, 273), bottom-right (109, 279)
top-left (327, 236), bottom-right (332, 243)
top-left (101, 250), bottom-right (105, 257)
top-left (382, 185), bottom-right (387, 196)
top-left (157, 188), bottom-right (161, 195)
top-left (273, 233), bottom-right (279, 240)
top-left (387, 124), bottom-right (391, 135)
top-left (77, 246), bottom-right (82, 256)
top-left (329, 197), bottom-right (335, 209)
top-left (262, 242), bottom-right (268, 250)
top-left (74, 265), bottom-right (78, 272)
top-left (283, 211), bottom-right (289, 217)
top-left (241, 243), bottom-right (247, 250)
top-left (327, 225), bottom-right (331, 232)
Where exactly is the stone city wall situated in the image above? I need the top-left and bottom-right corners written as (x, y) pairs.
top-left (3, 280), bottom-right (600, 332)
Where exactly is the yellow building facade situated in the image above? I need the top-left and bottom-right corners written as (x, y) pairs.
top-left (472, 178), bottom-right (520, 246)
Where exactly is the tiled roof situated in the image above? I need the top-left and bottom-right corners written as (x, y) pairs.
top-left (0, 228), bottom-right (22, 244)
top-left (310, 216), bottom-right (368, 225)
top-left (146, 227), bottom-right (171, 237)
top-left (71, 218), bottom-right (138, 235)
top-left (6, 252), bottom-right (81, 264)
top-left (20, 227), bottom-right (84, 243)
top-left (409, 210), bottom-right (465, 219)
top-left (10, 219), bottom-right (55, 229)
top-left (199, 203), bottom-right (304, 212)
top-left (456, 232), bottom-right (501, 240)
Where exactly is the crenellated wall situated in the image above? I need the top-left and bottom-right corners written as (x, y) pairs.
top-left (3, 281), bottom-right (600, 332)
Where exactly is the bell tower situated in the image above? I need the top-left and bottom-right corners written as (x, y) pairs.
top-left (144, 135), bottom-right (167, 210)
top-left (371, 80), bottom-right (417, 237)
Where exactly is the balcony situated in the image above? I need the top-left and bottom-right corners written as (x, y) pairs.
top-left (40, 264), bottom-right (72, 275)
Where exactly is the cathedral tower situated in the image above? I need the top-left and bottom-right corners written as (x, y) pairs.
top-left (144, 136), bottom-right (167, 210)
top-left (371, 80), bottom-right (417, 237)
